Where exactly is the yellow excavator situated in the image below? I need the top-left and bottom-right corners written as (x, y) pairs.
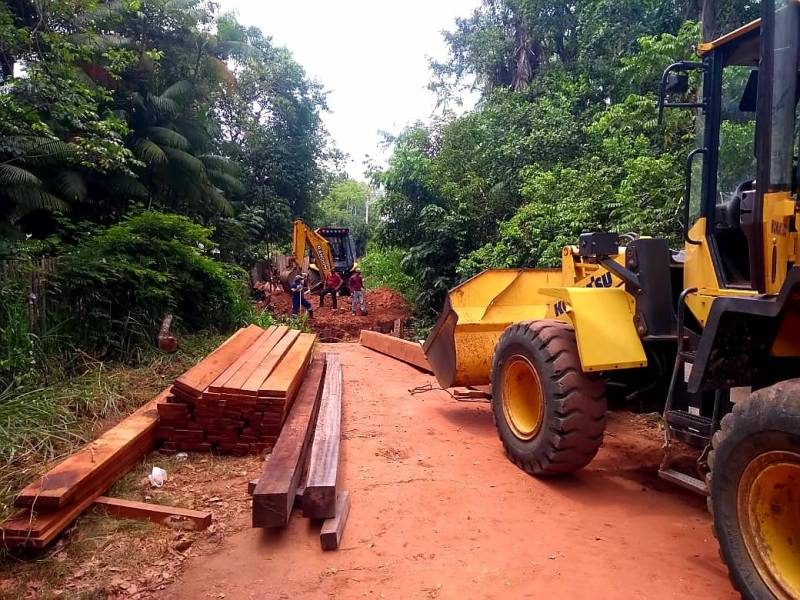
top-left (425, 4), bottom-right (800, 598)
top-left (279, 220), bottom-right (357, 294)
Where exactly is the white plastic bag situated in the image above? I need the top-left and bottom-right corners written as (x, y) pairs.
top-left (148, 466), bottom-right (168, 487)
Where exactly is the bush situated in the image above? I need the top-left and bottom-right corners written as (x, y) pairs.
top-left (54, 211), bottom-right (250, 357)
top-left (359, 246), bottom-right (420, 304)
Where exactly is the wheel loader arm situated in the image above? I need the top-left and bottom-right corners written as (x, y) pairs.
top-left (539, 287), bottom-right (647, 371)
top-left (292, 219), bottom-right (334, 281)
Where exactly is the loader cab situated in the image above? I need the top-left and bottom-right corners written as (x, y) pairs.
top-left (664, 6), bottom-right (800, 295)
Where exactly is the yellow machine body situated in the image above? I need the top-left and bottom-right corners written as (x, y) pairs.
top-left (424, 249), bottom-right (646, 388)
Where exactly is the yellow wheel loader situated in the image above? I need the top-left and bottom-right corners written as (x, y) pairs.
top-left (424, 4), bottom-right (800, 598)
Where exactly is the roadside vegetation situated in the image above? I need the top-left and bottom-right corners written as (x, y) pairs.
top-left (368, 0), bottom-right (760, 319)
top-left (0, 0), bottom-right (347, 511)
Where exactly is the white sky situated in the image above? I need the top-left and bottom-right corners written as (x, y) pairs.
top-left (219, 0), bottom-right (480, 180)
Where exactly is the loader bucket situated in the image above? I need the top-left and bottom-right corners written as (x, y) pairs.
top-left (423, 269), bottom-right (563, 388)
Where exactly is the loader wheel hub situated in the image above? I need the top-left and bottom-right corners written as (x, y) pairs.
top-left (738, 450), bottom-right (800, 600)
top-left (501, 355), bottom-right (543, 441)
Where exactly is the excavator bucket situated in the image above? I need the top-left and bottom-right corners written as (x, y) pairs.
top-left (423, 269), bottom-right (563, 388)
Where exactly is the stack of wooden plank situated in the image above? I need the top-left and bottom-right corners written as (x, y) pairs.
top-left (158, 324), bottom-right (317, 455)
top-left (250, 353), bottom-right (349, 550)
top-left (0, 389), bottom-right (165, 549)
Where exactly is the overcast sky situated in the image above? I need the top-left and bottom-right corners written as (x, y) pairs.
top-left (218, 0), bottom-right (480, 180)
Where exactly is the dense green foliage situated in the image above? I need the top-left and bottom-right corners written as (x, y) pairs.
top-left (359, 247), bottom-right (420, 304)
top-left (318, 179), bottom-right (373, 254)
top-left (0, 1), bottom-right (338, 388)
top-left (55, 211), bottom-right (250, 356)
top-left (374, 0), bottom-right (759, 316)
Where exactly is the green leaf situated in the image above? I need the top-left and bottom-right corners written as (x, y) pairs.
top-left (1, 186), bottom-right (69, 214)
top-left (55, 171), bottom-right (88, 202)
top-left (161, 80), bottom-right (195, 104)
top-left (163, 147), bottom-right (204, 175)
top-left (133, 138), bottom-right (168, 165)
top-left (147, 127), bottom-right (190, 150)
top-left (0, 164), bottom-right (41, 186)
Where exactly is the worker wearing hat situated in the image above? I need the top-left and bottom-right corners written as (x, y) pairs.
top-left (349, 267), bottom-right (366, 316)
top-left (290, 273), bottom-right (314, 318)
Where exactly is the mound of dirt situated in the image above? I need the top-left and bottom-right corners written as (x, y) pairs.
top-left (261, 287), bottom-right (413, 342)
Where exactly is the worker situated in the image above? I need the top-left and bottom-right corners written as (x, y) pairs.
top-left (290, 274), bottom-right (313, 318)
top-left (349, 267), bottom-right (366, 316)
top-left (319, 270), bottom-right (343, 310)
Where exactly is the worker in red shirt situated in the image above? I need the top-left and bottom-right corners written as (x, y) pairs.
top-left (349, 268), bottom-right (366, 315)
top-left (319, 270), bottom-right (343, 310)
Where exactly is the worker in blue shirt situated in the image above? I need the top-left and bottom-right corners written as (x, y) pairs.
top-left (290, 274), bottom-right (314, 318)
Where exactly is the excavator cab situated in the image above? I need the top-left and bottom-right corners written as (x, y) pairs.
top-left (317, 227), bottom-right (357, 277)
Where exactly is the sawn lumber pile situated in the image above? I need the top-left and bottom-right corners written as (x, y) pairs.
top-left (159, 324), bottom-right (317, 455)
top-left (250, 352), bottom-right (349, 550)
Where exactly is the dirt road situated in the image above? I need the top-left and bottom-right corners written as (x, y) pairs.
top-left (164, 343), bottom-right (736, 600)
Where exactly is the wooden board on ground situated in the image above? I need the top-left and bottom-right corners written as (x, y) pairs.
top-left (252, 355), bottom-right (326, 528)
top-left (320, 491), bottom-right (350, 551)
top-left (174, 324), bottom-right (264, 395)
top-left (93, 496), bottom-right (211, 530)
top-left (359, 330), bottom-right (431, 373)
top-left (258, 333), bottom-right (316, 398)
top-left (14, 389), bottom-right (166, 511)
top-left (452, 387), bottom-right (492, 400)
top-left (1, 410), bottom-right (159, 549)
top-left (303, 354), bottom-right (342, 519)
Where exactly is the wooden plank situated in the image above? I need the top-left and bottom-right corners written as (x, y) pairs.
top-left (1, 429), bottom-right (156, 548)
top-left (247, 477), bottom-right (305, 509)
top-left (174, 325), bottom-right (264, 395)
top-left (303, 354), bottom-right (342, 519)
top-left (240, 328), bottom-right (300, 393)
top-left (320, 491), bottom-right (350, 551)
top-left (207, 326), bottom-right (278, 393)
top-left (14, 389), bottom-right (166, 511)
top-left (211, 327), bottom-right (285, 394)
top-left (258, 333), bottom-right (316, 398)
top-left (93, 496), bottom-right (211, 530)
top-left (252, 355), bottom-right (326, 528)
top-left (359, 330), bottom-right (431, 372)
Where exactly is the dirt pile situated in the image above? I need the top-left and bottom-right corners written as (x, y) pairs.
top-left (263, 287), bottom-right (413, 342)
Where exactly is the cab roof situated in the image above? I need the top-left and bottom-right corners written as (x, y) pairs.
top-left (697, 19), bottom-right (760, 57)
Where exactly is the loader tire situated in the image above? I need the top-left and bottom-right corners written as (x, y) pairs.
top-left (490, 320), bottom-right (607, 476)
top-left (707, 381), bottom-right (800, 600)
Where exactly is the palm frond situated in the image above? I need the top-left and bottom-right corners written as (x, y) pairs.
top-left (206, 170), bottom-right (245, 195)
top-left (55, 171), bottom-right (89, 202)
top-left (133, 138), bottom-right (168, 165)
top-left (163, 146), bottom-right (204, 175)
top-left (5, 137), bottom-right (75, 165)
top-left (161, 80), bottom-right (194, 104)
top-left (2, 186), bottom-right (69, 214)
top-left (198, 154), bottom-right (240, 175)
top-left (146, 127), bottom-right (190, 150)
top-left (0, 164), bottom-right (41, 186)
top-left (106, 175), bottom-right (148, 199)
top-left (203, 185), bottom-right (234, 217)
top-left (173, 118), bottom-right (210, 152)
top-left (146, 94), bottom-right (178, 120)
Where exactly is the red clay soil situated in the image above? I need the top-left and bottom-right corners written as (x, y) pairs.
top-left (264, 287), bottom-right (412, 342)
top-left (161, 343), bottom-right (736, 600)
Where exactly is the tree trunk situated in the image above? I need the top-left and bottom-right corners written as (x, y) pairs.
top-left (701, 0), bottom-right (720, 42)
